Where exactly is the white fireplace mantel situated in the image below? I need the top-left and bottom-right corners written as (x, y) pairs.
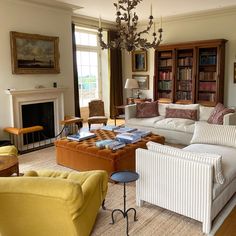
top-left (5, 88), bottom-right (66, 134)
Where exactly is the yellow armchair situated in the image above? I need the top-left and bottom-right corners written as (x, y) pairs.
top-left (0, 170), bottom-right (108, 236)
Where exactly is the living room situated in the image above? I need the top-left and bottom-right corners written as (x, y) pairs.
top-left (0, 0), bottom-right (236, 235)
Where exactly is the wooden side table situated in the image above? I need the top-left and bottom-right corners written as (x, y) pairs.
top-left (0, 155), bottom-right (19, 177)
top-left (127, 98), bottom-right (152, 104)
top-left (114, 105), bottom-right (126, 126)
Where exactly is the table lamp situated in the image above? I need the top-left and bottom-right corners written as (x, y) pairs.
top-left (124, 78), bottom-right (139, 99)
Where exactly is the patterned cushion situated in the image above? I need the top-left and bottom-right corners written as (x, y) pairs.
top-left (191, 122), bottom-right (236, 148)
top-left (165, 108), bottom-right (198, 121)
top-left (136, 102), bottom-right (159, 118)
top-left (207, 103), bottom-right (235, 125)
top-left (147, 141), bottom-right (225, 184)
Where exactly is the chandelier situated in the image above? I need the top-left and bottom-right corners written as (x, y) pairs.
top-left (98, 0), bottom-right (163, 52)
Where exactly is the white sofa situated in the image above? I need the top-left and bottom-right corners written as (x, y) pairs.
top-left (125, 103), bottom-right (236, 145)
top-left (135, 123), bottom-right (236, 234)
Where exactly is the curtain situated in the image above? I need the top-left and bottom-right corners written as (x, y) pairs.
top-left (109, 30), bottom-right (123, 118)
top-left (71, 23), bottom-right (82, 127)
top-left (71, 23), bottom-right (81, 117)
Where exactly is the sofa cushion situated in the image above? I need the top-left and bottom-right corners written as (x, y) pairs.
top-left (184, 143), bottom-right (236, 199)
top-left (207, 103), bottom-right (235, 125)
top-left (166, 108), bottom-right (198, 121)
top-left (191, 122), bottom-right (236, 148)
top-left (147, 141), bottom-right (224, 184)
top-left (154, 118), bottom-right (195, 133)
top-left (136, 101), bottom-right (159, 118)
top-left (199, 105), bottom-right (215, 121)
top-left (126, 116), bottom-right (164, 127)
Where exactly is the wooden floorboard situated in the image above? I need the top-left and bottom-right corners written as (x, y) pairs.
top-left (215, 206), bottom-right (236, 236)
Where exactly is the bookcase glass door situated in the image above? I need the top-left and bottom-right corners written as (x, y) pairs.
top-left (197, 47), bottom-right (217, 105)
top-left (157, 50), bottom-right (173, 103)
top-left (176, 49), bottom-right (194, 103)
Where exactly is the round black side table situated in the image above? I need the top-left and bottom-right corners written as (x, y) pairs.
top-left (110, 170), bottom-right (139, 236)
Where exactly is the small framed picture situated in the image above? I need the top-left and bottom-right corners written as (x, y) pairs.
top-left (10, 31), bottom-right (60, 74)
top-left (234, 62), bottom-right (236, 83)
top-left (132, 50), bottom-right (147, 72)
top-left (132, 75), bottom-right (149, 90)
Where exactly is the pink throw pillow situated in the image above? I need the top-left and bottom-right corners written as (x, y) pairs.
top-left (136, 102), bottom-right (159, 118)
top-left (165, 108), bottom-right (198, 121)
top-left (207, 103), bottom-right (235, 125)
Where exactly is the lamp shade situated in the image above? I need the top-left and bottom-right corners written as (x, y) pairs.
top-left (124, 78), bottom-right (139, 89)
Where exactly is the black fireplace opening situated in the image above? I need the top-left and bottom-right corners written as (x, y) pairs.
top-left (22, 102), bottom-right (55, 144)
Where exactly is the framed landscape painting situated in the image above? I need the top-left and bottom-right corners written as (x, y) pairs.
top-left (132, 50), bottom-right (147, 72)
top-left (10, 31), bottom-right (60, 74)
top-left (133, 75), bottom-right (149, 90)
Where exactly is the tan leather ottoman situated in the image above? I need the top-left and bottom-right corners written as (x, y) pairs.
top-left (54, 130), bottom-right (165, 176)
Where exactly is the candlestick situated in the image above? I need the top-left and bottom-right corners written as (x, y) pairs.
top-left (154, 22), bottom-right (156, 32)
top-left (150, 4), bottom-right (152, 16)
top-left (160, 16), bottom-right (162, 28)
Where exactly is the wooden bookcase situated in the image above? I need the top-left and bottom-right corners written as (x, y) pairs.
top-left (154, 39), bottom-right (227, 106)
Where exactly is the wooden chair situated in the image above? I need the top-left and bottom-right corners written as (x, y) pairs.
top-left (87, 100), bottom-right (108, 130)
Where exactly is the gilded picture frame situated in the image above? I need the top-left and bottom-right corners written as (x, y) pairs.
top-left (132, 74), bottom-right (149, 90)
top-left (132, 50), bottom-right (147, 72)
top-left (10, 31), bottom-right (60, 74)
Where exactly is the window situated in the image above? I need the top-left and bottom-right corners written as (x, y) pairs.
top-left (75, 27), bottom-right (101, 107)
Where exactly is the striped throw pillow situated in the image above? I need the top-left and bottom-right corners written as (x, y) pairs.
top-left (147, 141), bottom-right (225, 184)
top-left (191, 122), bottom-right (236, 148)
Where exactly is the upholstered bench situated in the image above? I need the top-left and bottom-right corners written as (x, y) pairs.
top-left (54, 129), bottom-right (165, 176)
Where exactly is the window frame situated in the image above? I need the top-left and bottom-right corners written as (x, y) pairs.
top-left (75, 27), bottom-right (102, 108)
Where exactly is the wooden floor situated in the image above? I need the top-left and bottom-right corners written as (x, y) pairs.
top-left (215, 206), bottom-right (236, 236)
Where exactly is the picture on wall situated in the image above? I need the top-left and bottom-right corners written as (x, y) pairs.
top-left (10, 31), bottom-right (60, 74)
top-left (132, 75), bottom-right (149, 90)
top-left (132, 50), bottom-right (147, 72)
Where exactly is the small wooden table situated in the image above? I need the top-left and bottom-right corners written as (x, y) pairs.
top-left (0, 156), bottom-right (19, 177)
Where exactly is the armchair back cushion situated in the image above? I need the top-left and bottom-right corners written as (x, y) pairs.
top-left (147, 141), bottom-right (224, 184)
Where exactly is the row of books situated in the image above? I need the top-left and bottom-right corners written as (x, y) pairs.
top-left (95, 130), bottom-right (151, 150)
top-left (158, 81), bottom-right (172, 90)
top-left (198, 93), bottom-right (215, 102)
top-left (177, 81), bottom-right (192, 91)
top-left (177, 68), bottom-right (192, 81)
top-left (199, 55), bottom-right (216, 65)
top-left (178, 57), bottom-right (193, 66)
top-left (199, 82), bottom-right (216, 91)
top-left (159, 71), bottom-right (173, 80)
top-left (158, 92), bottom-right (172, 99)
top-left (159, 59), bottom-right (172, 67)
top-left (176, 91), bottom-right (192, 100)
top-left (199, 71), bottom-right (217, 81)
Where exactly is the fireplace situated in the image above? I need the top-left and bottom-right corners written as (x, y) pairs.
top-left (5, 88), bottom-right (65, 149)
top-left (22, 102), bottom-right (55, 144)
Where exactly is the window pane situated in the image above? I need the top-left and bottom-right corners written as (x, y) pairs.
top-left (89, 34), bottom-right (97, 46)
top-left (75, 31), bottom-right (97, 46)
top-left (90, 52), bottom-right (98, 66)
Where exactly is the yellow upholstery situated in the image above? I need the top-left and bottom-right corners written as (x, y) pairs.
top-left (0, 170), bottom-right (108, 236)
top-left (0, 145), bottom-right (18, 156)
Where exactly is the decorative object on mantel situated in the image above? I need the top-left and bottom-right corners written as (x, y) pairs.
top-left (98, 0), bottom-right (163, 52)
top-left (132, 50), bottom-right (147, 72)
top-left (10, 31), bottom-right (60, 74)
top-left (132, 74), bottom-right (149, 90)
top-left (124, 78), bottom-right (139, 102)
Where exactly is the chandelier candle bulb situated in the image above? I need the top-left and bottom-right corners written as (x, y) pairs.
top-left (99, 16), bottom-right (101, 28)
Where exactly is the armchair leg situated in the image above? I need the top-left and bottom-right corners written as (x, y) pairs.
top-left (102, 199), bottom-right (106, 210)
top-left (104, 122), bottom-right (107, 126)
top-left (88, 124), bottom-right (91, 130)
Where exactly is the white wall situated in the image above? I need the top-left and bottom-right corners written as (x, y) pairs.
top-left (122, 9), bottom-right (236, 107)
top-left (0, 0), bottom-right (74, 139)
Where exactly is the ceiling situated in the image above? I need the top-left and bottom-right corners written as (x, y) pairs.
top-left (22, 0), bottom-right (236, 22)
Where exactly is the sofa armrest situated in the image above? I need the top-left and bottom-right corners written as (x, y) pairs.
top-left (136, 148), bottom-right (213, 233)
top-left (223, 112), bottom-right (236, 125)
top-left (125, 104), bottom-right (137, 121)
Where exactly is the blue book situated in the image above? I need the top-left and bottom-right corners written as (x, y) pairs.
top-left (131, 130), bottom-right (151, 137)
top-left (114, 126), bottom-right (137, 133)
top-left (101, 125), bottom-right (119, 131)
top-left (95, 139), bottom-right (113, 148)
top-left (116, 132), bottom-right (141, 141)
top-left (67, 132), bottom-right (96, 141)
top-left (105, 140), bottom-right (126, 150)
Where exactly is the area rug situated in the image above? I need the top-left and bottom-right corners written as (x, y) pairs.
top-left (18, 146), bottom-right (203, 236)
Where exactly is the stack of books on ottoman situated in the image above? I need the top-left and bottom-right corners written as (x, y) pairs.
top-left (116, 130), bottom-right (151, 144)
top-left (67, 132), bottom-right (96, 141)
top-left (95, 139), bottom-right (125, 150)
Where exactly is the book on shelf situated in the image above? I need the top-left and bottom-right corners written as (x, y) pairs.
top-left (116, 132), bottom-right (142, 143)
top-left (95, 139), bottom-right (113, 148)
top-left (101, 125), bottom-right (119, 131)
top-left (131, 130), bottom-right (151, 137)
top-left (114, 127), bottom-right (137, 133)
top-left (105, 140), bottom-right (126, 150)
top-left (67, 132), bottom-right (96, 141)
